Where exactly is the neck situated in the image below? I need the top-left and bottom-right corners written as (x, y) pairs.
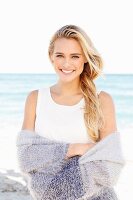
top-left (55, 79), bottom-right (82, 96)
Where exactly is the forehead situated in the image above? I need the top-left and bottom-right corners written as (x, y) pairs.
top-left (53, 37), bottom-right (83, 53)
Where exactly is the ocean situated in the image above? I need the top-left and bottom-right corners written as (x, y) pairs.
top-left (0, 73), bottom-right (132, 133)
top-left (0, 73), bottom-right (133, 170)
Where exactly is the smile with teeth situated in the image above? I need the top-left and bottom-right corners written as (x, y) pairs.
top-left (61, 69), bottom-right (75, 74)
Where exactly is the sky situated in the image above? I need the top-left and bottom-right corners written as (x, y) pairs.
top-left (0, 0), bottom-right (133, 74)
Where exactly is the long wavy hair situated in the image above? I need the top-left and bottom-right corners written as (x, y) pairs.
top-left (48, 25), bottom-right (105, 142)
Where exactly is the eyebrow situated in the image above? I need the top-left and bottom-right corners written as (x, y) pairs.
top-left (55, 52), bottom-right (82, 55)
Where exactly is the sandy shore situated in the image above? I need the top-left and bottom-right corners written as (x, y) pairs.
top-left (0, 129), bottom-right (133, 200)
top-left (0, 169), bottom-right (31, 200)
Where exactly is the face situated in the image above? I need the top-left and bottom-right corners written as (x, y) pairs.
top-left (50, 38), bottom-right (87, 82)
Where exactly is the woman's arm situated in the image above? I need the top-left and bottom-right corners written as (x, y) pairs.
top-left (98, 91), bottom-right (118, 140)
top-left (21, 90), bottom-right (38, 131)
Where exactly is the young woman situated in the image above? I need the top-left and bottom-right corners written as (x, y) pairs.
top-left (21, 24), bottom-right (117, 160)
top-left (17, 24), bottom-right (124, 200)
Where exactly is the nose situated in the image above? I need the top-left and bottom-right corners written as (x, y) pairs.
top-left (62, 60), bottom-right (72, 69)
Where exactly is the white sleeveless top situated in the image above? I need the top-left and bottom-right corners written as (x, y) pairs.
top-left (35, 87), bottom-right (101, 144)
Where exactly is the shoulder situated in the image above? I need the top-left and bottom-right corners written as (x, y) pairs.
top-left (21, 90), bottom-right (38, 131)
top-left (24, 89), bottom-right (39, 117)
top-left (24, 90), bottom-right (39, 112)
top-left (98, 91), bottom-right (117, 140)
top-left (98, 91), bottom-right (116, 123)
top-left (98, 91), bottom-right (115, 107)
top-left (26, 90), bottom-right (38, 104)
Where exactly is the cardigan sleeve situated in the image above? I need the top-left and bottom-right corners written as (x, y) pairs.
top-left (77, 132), bottom-right (126, 197)
top-left (80, 159), bottom-right (124, 189)
top-left (16, 130), bottom-right (69, 174)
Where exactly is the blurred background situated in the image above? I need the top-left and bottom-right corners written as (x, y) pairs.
top-left (0, 0), bottom-right (133, 199)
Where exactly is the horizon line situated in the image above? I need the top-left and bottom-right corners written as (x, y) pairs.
top-left (0, 72), bottom-right (133, 75)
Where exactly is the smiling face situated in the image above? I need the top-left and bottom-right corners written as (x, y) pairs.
top-left (50, 37), bottom-right (87, 83)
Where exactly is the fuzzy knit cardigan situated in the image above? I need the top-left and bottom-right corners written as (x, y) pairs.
top-left (16, 130), bottom-right (125, 200)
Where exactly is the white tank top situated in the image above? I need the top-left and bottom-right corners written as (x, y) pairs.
top-left (35, 87), bottom-right (100, 144)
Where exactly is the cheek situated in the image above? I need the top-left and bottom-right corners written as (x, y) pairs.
top-left (53, 59), bottom-right (63, 67)
top-left (76, 60), bottom-right (85, 68)
top-left (76, 61), bottom-right (85, 73)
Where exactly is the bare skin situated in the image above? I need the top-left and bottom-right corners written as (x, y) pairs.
top-left (21, 38), bottom-right (117, 159)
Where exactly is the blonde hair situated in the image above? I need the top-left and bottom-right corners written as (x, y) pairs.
top-left (48, 25), bottom-right (105, 142)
